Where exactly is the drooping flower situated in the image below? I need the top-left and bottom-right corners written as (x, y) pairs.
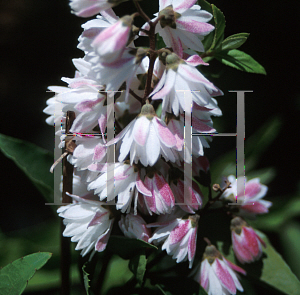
top-left (148, 214), bottom-right (199, 268)
top-left (57, 194), bottom-right (114, 256)
top-left (87, 161), bottom-right (152, 213)
top-left (119, 213), bottom-right (151, 242)
top-left (70, 0), bottom-right (127, 18)
top-left (222, 175), bottom-right (272, 215)
top-left (91, 14), bottom-right (137, 64)
top-left (108, 103), bottom-right (179, 166)
top-left (169, 167), bottom-right (203, 213)
top-left (140, 167), bottom-right (175, 215)
top-left (78, 9), bottom-right (119, 59)
top-left (231, 217), bottom-right (266, 264)
top-left (150, 52), bottom-right (222, 116)
top-left (91, 47), bottom-right (148, 102)
top-left (141, 0), bottom-right (214, 57)
top-left (194, 244), bottom-right (246, 295)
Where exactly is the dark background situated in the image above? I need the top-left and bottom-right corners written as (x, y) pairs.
top-left (0, 0), bottom-right (299, 270)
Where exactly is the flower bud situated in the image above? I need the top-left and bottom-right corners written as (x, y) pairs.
top-left (231, 216), bottom-right (266, 264)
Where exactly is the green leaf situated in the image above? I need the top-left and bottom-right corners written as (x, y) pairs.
top-left (214, 49), bottom-right (266, 74)
top-left (197, 0), bottom-right (212, 14)
top-left (156, 34), bottom-right (166, 50)
top-left (0, 133), bottom-right (54, 202)
top-left (245, 231), bottom-right (300, 295)
top-left (209, 4), bottom-right (225, 51)
top-left (0, 252), bottom-right (52, 295)
top-left (221, 33), bottom-right (249, 50)
top-left (280, 222), bottom-right (300, 280)
top-left (128, 250), bottom-right (147, 285)
top-left (107, 236), bottom-right (157, 260)
top-left (82, 263), bottom-right (90, 295)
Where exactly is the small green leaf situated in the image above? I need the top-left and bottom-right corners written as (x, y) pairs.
top-left (156, 34), bottom-right (166, 50)
top-left (107, 236), bottom-right (157, 260)
top-left (82, 263), bottom-right (90, 295)
top-left (210, 4), bottom-right (225, 51)
top-left (246, 231), bottom-right (300, 295)
top-left (0, 252), bottom-right (52, 295)
top-left (0, 134), bottom-right (54, 202)
top-left (128, 250), bottom-right (147, 285)
top-left (214, 49), bottom-right (266, 74)
top-left (221, 33), bottom-right (249, 50)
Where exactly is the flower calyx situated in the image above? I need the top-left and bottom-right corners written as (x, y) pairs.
top-left (203, 244), bottom-right (223, 265)
top-left (139, 103), bottom-right (157, 120)
top-left (159, 5), bottom-right (181, 29)
top-left (230, 216), bottom-right (248, 235)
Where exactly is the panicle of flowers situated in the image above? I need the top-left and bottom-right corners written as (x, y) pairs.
top-left (43, 0), bottom-right (271, 291)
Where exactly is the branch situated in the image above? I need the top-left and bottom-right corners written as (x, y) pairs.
top-left (60, 110), bottom-right (75, 295)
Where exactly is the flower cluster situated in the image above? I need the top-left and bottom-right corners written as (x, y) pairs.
top-left (44, 1), bottom-right (272, 294)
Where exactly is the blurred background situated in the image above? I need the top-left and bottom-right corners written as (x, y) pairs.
top-left (0, 0), bottom-right (299, 293)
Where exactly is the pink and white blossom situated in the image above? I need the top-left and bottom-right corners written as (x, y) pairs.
top-left (231, 217), bottom-right (266, 264)
top-left (57, 194), bottom-right (114, 256)
top-left (119, 213), bottom-right (151, 242)
top-left (108, 103), bottom-right (180, 166)
top-left (148, 214), bottom-right (199, 268)
top-left (87, 162), bottom-right (152, 213)
top-left (222, 175), bottom-right (272, 215)
top-left (78, 9), bottom-right (119, 56)
top-left (141, 0), bottom-right (214, 56)
top-left (68, 136), bottom-right (106, 170)
top-left (91, 15), bottom-right (135, 64)
top-left (194, 244), bottom-right (246, 295)
top-left (91, 48), bottom-right (147, 102)
top-left (141, 169), bottom-right (175, 215)
top-left (150, 53), bottom-right (223, 116)
top-left (70, 0), bottom-right (126, 18)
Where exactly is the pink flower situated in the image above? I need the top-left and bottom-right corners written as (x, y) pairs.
top-left (222, 175), bottom-right (272, 215)
top-left (78, 9), bottom-right (119, 56)
top-left (87, 162), bottom-right (151, 213)
top-left (148, 214), bottom-right (199, 268)
top-left (119, 213), bottom-right (151, 242)
top-left (141, 0), bottom-right (214, 56)
top-left (70, 0), bottom-right (127, 18)
top-left (231, 217), bottom-right (266, 264)
top-left (169, 167), bottom-right (203, 213)
top-left (194, 244), bottom-right (246, 295)
top-left (92, 48), bottom-right (148, 102)
top-left (141, 168), bottom-right (175, 215)
top-left (92, 15), bottom-right (135, 64)
top-left (108, 103), bottom-right (179, 166)
top-left (150, 53), bottom-right (222, 116)
top-left (57, 194), bottom-right (114, 256)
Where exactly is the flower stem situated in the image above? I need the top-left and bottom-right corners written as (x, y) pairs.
top-left (60, 111), bottom-right (75, 295)
top-left (133, 0), bottom-right (150, 23)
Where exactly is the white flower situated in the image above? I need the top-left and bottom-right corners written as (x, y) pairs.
top-left (148, 214), bottom-right (199, 268)
top-left (57, 194), bottom-right (114, 256)
top-left (150, 53), bottom-right (223, 116)
top-left (222, 175), bottom-right (272, 215)
top-left (119, 213), bottom-right (151, 242)
top-left (78, 9), bottom-right (119, 60)
top-left (108, 103), bottom-right (179, 166)
top-left (70, 0), bottom-right (127, 18)
top-left (87, 162), bottom-right (152, 213)
top-left (141, 0), bottom-right (214, 56)
top-left (91, 15), bottom-right (135, 64)
top-left (194, 244), bottom-right (246, 295)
